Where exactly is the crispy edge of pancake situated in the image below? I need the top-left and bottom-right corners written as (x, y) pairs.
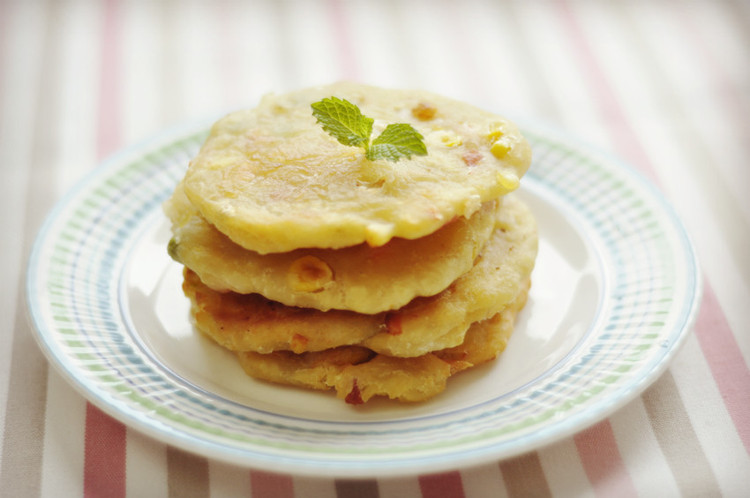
top-left (233, 279), bottom-right (529, 404)
top-left (182, 267), bottom-right (381, 354)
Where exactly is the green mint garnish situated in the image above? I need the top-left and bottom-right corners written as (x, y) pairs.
top-left (311, 97), bottom-right (427, 162)
top-left (310, 96), bottom-right (373, 149)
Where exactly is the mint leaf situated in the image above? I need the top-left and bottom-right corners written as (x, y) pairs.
top-left (311, 97), bottom-right (373, 149)
top-left (368, 123), bottom-right (427, 162)
top-left (311, 96), bottom-right (427, 162)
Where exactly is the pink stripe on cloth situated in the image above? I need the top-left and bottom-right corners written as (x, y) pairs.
top-left (574, 421), bottom-right (638, 498)
top-left (84, 404), bottom-right (127, 498)
top-left (249, 470), bottom-right (295, 498)
top-left (84, 2), bottom-right (127, 496)
top-left (97, 0), bottom-right (121, 161)
top-left (419, 471), bottom-right (465, 498)
top-left (327, 0), bottom-right (359, 80)
top-left (694, 284), bottom-right (750, 455)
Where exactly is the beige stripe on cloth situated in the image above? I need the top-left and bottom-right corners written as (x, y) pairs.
top-left (166, 447), bottom-right (210, 498)
top-left (499, 451), bottom-right (552, 498)
top-left (335, 479), bottom-right (380, 498)
top-left (642, 373), bottom-right (720, 495)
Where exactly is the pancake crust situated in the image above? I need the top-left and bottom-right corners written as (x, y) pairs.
top-left (165, 181), bottom-right (499, 314)
top-left (183, 267), bottom-right (378, 354)
top-left (235, 282), bottom-right (528, 404)
top-left (183, 195), bottom-right (537, 357)
top-left (182, 82), bottom-right (532, 254)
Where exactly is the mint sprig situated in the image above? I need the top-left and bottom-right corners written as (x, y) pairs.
top-left (311, 97), bottom-right (427, 162)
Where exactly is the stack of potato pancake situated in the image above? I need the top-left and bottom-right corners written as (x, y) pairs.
top-left (164, 82), bottom-right (538, 404)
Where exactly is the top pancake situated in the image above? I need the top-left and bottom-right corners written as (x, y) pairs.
top-left (182, 82), bottom-right (532, 254)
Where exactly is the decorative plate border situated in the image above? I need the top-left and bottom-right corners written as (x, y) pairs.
top-left (26, 120), bottom-right (701, 477)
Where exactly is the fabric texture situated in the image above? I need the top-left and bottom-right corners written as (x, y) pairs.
top-left (2, 0), bottom-right (749, 496)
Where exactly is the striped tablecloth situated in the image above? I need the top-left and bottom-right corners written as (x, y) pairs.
top-left (2, 0), bottom-right (748, 496)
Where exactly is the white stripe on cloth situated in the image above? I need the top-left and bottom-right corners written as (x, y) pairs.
top-left (174, 0), bottom-right (225, 121)
top-left (53, 0), bottom-right (100, 197)
top-left (291, 476), bottom-right (337, 498)
top-left (338, 0), bottom-right (412, 90)
top-left (284, 0), bottom-right (346, 88)
top-left (0, 0), bottom-right (48, 444)
top-left (608, 398), bottom-right (680, 497)
top-left (538, 439), bottom-right (596, 498)
top-left (377, 475), bottom-right (423, 498)
top-left (381, 0), bottom-right (469, 102)
top-left (456, 0), bottom-right (546, 118)
top-left (39, 2), bottom-right (99, 495)
top-left (208, 460), bottom-right (251, 497)
top-left (126, 432), bottom-right (169, 498)
top-left (121, 0), bottom-right (166, 143)
top-left (460, 461), bottom-right (509, 498)
top-left (40, 372), bottom-right (86, 498)
top-left (220, 0), bottom-right (288, 107)
top-left (513, 0), bottom-right (615, 152)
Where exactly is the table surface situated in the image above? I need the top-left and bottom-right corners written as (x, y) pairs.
top-left (2, 0), bottom-right (749, 496)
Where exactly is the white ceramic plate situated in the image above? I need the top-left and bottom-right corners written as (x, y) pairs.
top-left (26, 120), bottom-right (701, 478)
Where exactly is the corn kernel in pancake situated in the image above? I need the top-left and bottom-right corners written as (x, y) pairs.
top-left (182, 82), bottom-right (532, 254)
top-left (183, 196), bottom-right (537, 357)
top-left (165, 181), bottom-right (499, 314)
